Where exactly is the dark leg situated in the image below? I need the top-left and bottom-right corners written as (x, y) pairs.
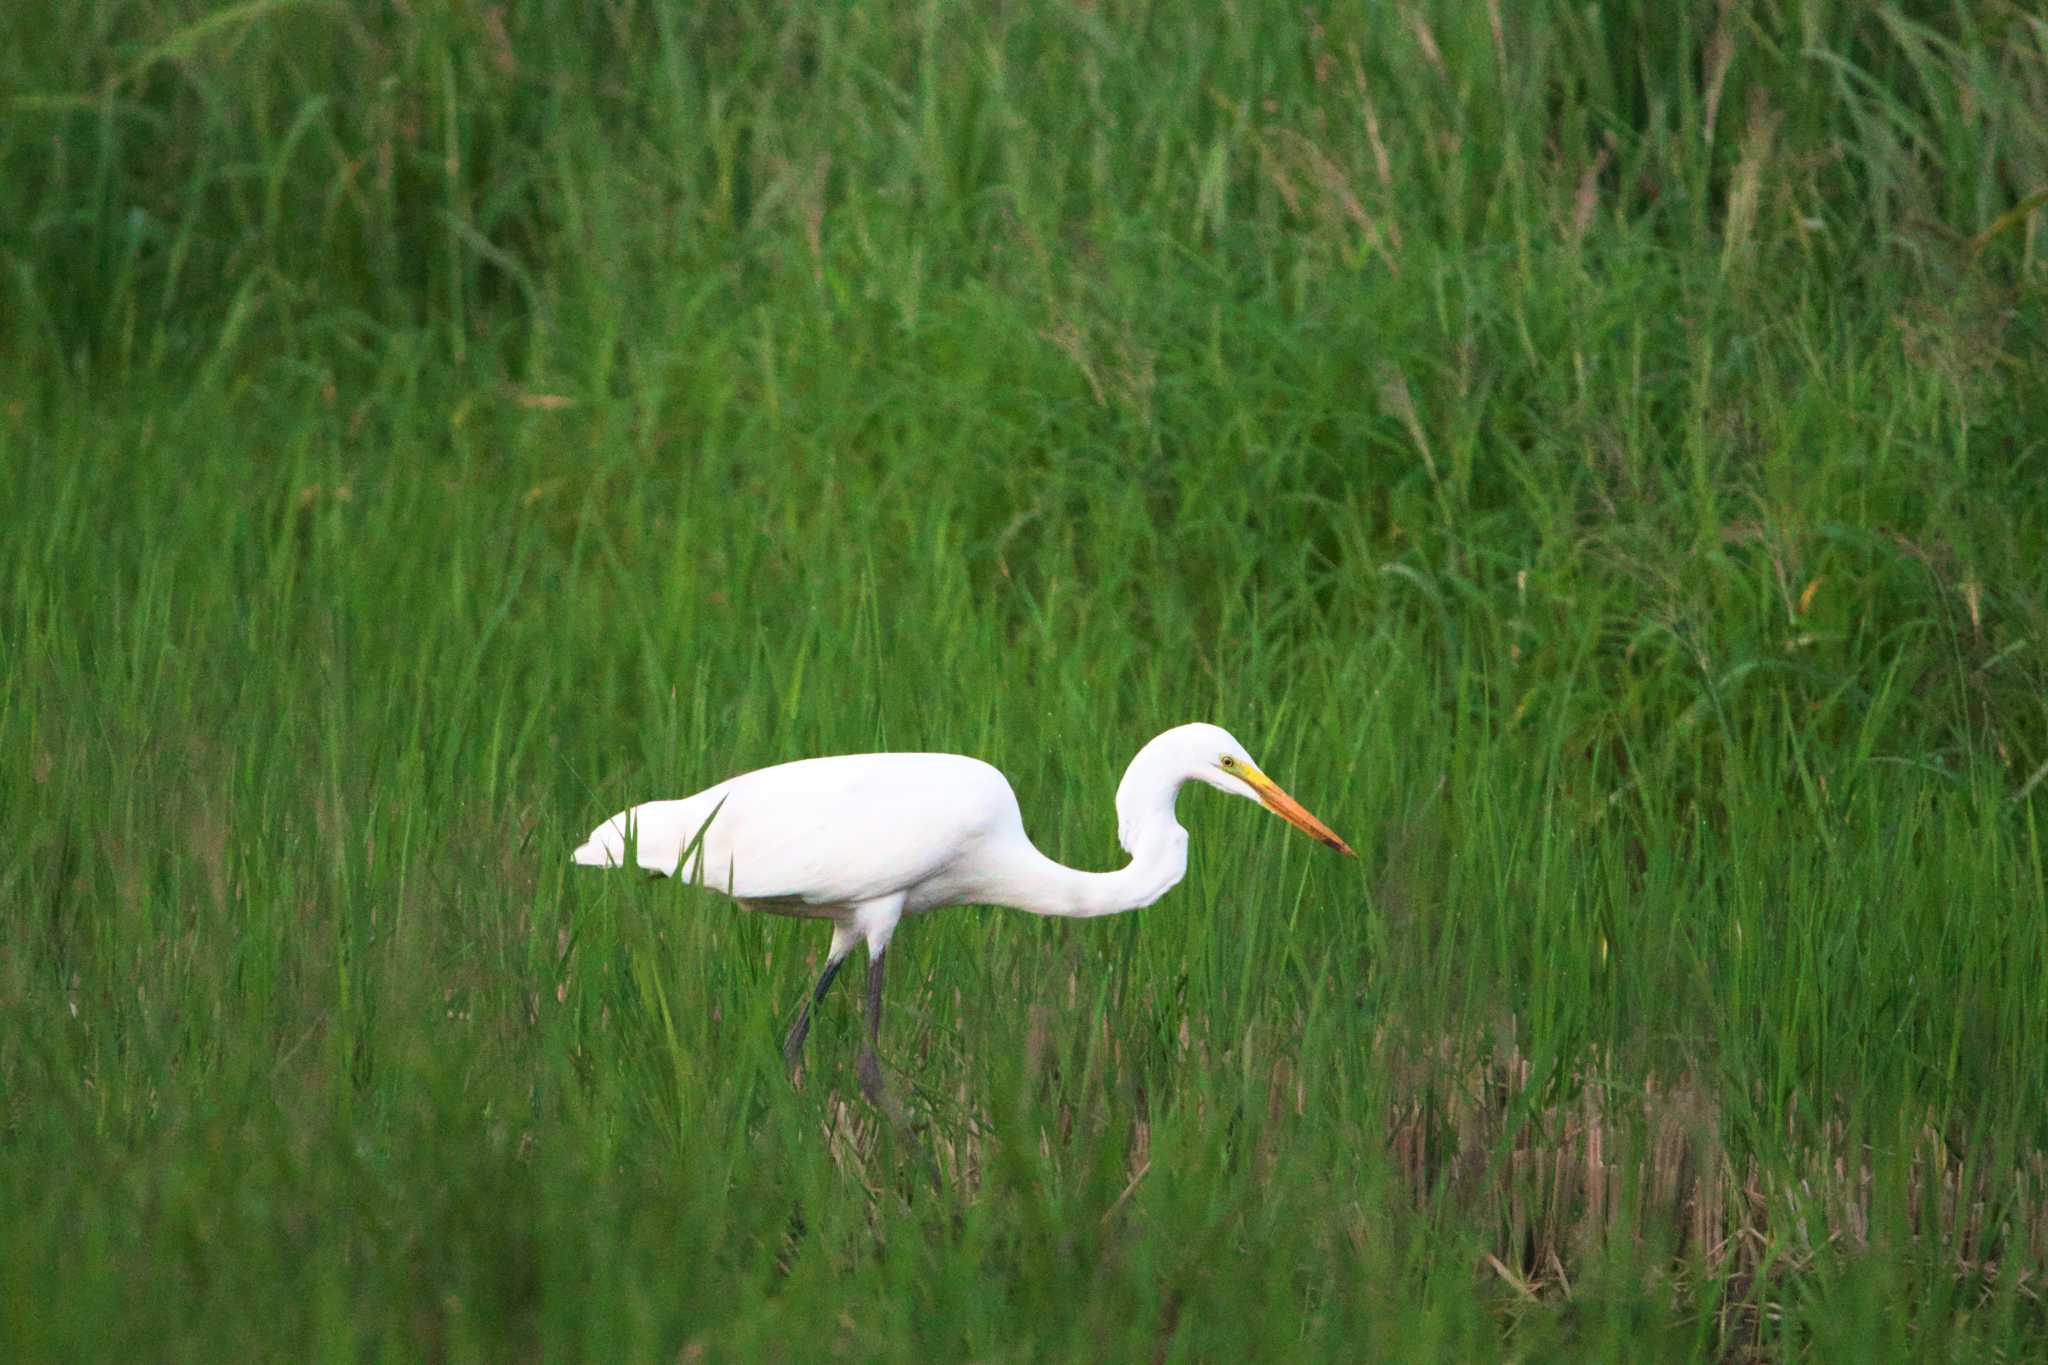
top-left (856, 949), bottom-right (889, 1106)
top-left (856, 949), bottom-right (934, 1186)
top-left (782, 954), bottom-right (847, 1071)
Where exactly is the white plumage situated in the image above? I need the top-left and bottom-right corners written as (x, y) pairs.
top-left (572, 722), bottom-right (1350, 1102)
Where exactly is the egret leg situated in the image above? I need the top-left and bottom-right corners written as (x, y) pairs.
top-left (856, 949), bottom-right (893, 1110)
top-left (855, 949), bottom-right (933, 1188)
top-left (782, 954), bottom-right (848, 1071)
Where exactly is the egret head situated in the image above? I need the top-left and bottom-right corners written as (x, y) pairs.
top-left (1145, 723), bottom-right (1355, 855)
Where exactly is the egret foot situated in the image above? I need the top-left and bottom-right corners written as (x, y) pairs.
top-left (857, 1045), bottom-right (929, 1184)
top-left (857, 1047), bottom-right (888, 1106)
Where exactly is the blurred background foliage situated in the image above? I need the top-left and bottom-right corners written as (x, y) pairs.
top-left (3, 1), bottom-right (2046, 1358)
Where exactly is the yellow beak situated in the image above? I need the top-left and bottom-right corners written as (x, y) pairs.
top-left (1239, 764), bottom-right (1354, 856)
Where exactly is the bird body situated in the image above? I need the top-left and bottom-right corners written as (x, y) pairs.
top-left (572, 723), bottom-right (1351, 1102)
top-left (577, 751), bottom-right (1027, 915)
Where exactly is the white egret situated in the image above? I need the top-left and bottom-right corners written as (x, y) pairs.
top-left (572, 722), bottom-right (1351, 1104)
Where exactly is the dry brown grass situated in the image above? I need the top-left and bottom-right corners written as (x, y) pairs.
top-left (810, 1005), bottom-right (2045, 1335)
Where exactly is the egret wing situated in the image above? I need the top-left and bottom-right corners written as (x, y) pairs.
top-left (574, 752), bottom-right (1019, 907)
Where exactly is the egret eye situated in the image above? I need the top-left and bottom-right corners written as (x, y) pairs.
top-left (1220, 756), bottom-right (1237, 769)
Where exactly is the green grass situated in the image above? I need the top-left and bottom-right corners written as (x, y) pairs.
top-left (3, 0), bottom-right (2046, 1358)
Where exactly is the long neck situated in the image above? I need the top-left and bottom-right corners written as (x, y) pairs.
top-left (980, 745), bottom-right (1192, 919)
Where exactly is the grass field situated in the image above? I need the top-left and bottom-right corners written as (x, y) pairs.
top-left (4, 0), bottom-right (2047, 1358)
